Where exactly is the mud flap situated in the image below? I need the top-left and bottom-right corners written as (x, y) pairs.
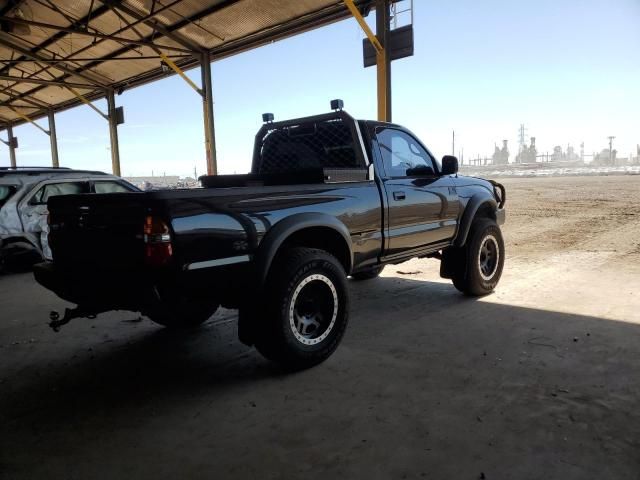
top-left (440, 246), bottom-right (466, 280)
top-left (238, 306), bottom-right (258, 346)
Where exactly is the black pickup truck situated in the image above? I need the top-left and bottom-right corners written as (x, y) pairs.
top-left (35, 102), bottom-right (506, 369)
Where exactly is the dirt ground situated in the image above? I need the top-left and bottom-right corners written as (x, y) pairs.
top-left (1, 175), bottom-right (639, 479)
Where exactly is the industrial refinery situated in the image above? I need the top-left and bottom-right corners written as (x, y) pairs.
top-left (461, 124), bottom-right (639, 171)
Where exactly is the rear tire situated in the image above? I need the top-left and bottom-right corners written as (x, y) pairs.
top-left (350, 265), bottom-right (384, 281)
top-left (255, 247), bottom-right (349, 370)
top-left (451, 218), bottom-right (505, 296)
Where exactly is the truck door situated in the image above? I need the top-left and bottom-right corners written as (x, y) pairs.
top-left (375, 127), bottom-right (458, 258)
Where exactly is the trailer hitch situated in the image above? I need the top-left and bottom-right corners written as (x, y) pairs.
top-left (48, 307), bottom-right (97, 332)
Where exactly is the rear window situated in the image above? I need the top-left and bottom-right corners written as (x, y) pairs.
top-left (31, 182), bottom-right (90, 205)
top-left (94, 181), bottom-right (132, 193)
top-left (258, 119), bottom-right (361, 174)
top-left (0, 185), bottom-right (17, 209)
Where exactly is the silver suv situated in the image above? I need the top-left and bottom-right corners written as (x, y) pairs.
top-left (0, 167), bottom-right (138, 270)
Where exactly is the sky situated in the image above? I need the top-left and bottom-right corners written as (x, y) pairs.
top-left (2, 0), bottom-right (639, 176)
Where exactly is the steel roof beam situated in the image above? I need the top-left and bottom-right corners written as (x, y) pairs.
top-left (0, 86), bottom-right (51, 108)
top-left (186, 1), bottom-right (375, 63)
top-left (100, 0), bottom-right (204, 53)
top-left (0, 0), bottom-right (185, 106)
top-left (1, 0), bottom-right (232, 107)
top-left (0, 74), bottom-right (95, 89)
top-left (8, 106), bottom-right (49, 135)
top-left (0, 3), bottom-right (111, 77)
top-left (0, 35), bottom-right (109, 88)
top-left (1, 104), bottom-right (40, 110)
top-left (0, 16), bottom-right (194, 54)
top-left (0, 0), bottom-right (376, 125)
top-left (0, 55), bottom-right (191, 63)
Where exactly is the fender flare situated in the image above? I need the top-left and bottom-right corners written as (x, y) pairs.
top-left (253, 212), bottom-right (353, 289)
top-left (454, 194), bottom-right (498, 247)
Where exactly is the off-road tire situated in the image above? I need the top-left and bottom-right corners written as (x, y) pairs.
top-left (255, 247), bottom-right (349, 370)
top-left (350, 265), bottom-right (384, 281)
top-left (452, 218), bottom-right (505, 296)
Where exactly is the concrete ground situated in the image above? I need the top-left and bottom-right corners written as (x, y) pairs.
top-left (1, 175), bottom-right (639, 479)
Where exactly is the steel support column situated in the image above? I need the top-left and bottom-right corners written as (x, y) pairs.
top-left (106, 91), bottom-right (121, 176)
top-left (7, 124), bottom-right (16, 168)
top-left (48, 110), bottom-right (59, 167)
top-left (344, 0), bottom-right (390, 122)
top-left (200, 53), bottom-right (217, 176)
top-left (376, 0), bottom-right (392, 122)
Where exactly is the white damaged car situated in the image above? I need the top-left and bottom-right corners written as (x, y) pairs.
top-left (0, 167), bottom-right (138, 271)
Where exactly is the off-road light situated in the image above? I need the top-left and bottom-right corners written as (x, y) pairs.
top-left (330, 99), bottom-right (344, 111)
top-left (262, 113), bottom-right (274, 123)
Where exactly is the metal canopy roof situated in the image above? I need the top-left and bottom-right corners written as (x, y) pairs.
top-left (0, 0), bottom-right (374, 129)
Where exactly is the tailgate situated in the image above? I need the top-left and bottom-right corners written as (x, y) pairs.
top-left (48, 192), bottom-right (152, 271)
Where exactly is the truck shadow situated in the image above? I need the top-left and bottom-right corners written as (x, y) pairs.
top-left (1, 274), bottom-right (640, 476)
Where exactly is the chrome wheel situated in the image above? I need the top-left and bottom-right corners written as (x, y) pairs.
top-left (478, 234), bottom-right (500, 281)
top-left (289, 274), bottom-right (338, 346)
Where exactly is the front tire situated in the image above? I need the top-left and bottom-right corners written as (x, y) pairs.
top-left (255, 247), bottom-right (349, 370)
top-left (451, 218), bottom-right (505, 296)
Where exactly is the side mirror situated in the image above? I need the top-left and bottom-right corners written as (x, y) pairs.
top-left (441, 155), bottom-right (459, 175)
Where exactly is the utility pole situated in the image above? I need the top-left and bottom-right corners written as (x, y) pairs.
top-left (6, 125), bottom-right (16, 168)
top-left (48, 111), bottom-right (59, 167)
top-left (452, 130), bottom-right (455, 156)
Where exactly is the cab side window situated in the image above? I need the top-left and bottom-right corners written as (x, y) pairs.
top-left (376, 128), bottom-right (436, 177)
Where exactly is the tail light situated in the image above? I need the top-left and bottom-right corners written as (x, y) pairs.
top-left (143, 215), bottom-right (173, 266)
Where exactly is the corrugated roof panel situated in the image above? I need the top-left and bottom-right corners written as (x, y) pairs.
top-left (0, 0), bottom-right (375, 126)
top-left (185, 0), bottom-right (338, 48)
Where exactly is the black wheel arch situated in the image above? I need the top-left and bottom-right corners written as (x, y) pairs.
top-left (454, 194), bottom-right (499, 247)
top-left (253, 213), bottom-right (353, 291)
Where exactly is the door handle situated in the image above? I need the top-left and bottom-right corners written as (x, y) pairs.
top-left (393, 191), bottom-right (406, 201)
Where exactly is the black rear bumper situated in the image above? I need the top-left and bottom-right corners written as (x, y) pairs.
top-left (33, 262), bottom-right (156, 310)
top-left (33, 260), bottom-right (248, 312)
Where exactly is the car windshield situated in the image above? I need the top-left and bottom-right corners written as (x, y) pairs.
top-left (0, 185), bottom-right (17, 209)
